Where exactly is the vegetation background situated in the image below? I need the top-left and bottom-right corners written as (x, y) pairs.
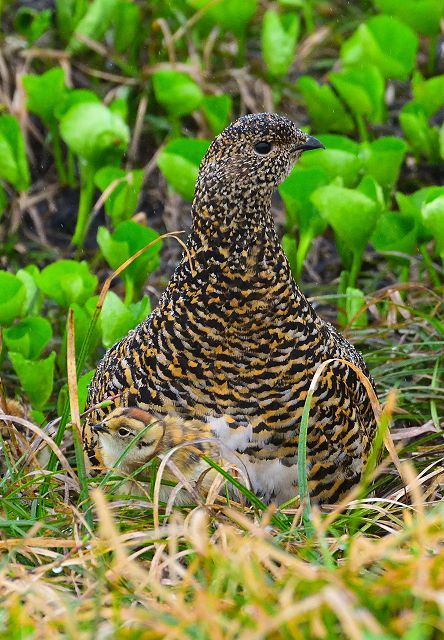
top-left (0, 0), bottom-right (443, 637)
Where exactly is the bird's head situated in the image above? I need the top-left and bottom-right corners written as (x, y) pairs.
top-left (92, 406), bottom-right (164, 471)
top-left (197, 113), bottom-right (324, 196)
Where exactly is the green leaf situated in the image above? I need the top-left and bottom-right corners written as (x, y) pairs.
top-left (298, 135), bottom-right (361, 187)
top-left (412, 72), bottom-right (444, 118)
top-left (372, 0), bottom-right (444, 36)
top-left (97, 221), bottom-right (162, 302)
top-left (202, 95), bottom-right (232, 135)
top-left (14, 7), bottom-right (52, 44)
top-left (37, 260), bottom-right (98, 307)
top-left (261, 10), bottom-right (300, 77)
top-left (421, 196), bottom-right (444, 255)
top-left (22, 68), bottom-right (67, 127)
top-left (152, 70), bottom-right (204, 118)
top-left (9, 351), bottom-right (55, 409)
top-left (3, 317), bottom-right (52, 360)
top-left (0, 115), bottom-right (30, 191)
top-left (54, 88), bottom-right (101, 121)
top-left (311, 185), bottom-right (379, 253)
top-left (341, 15), bottom-right (418, 80)
top-left (157, 138), bottom-right (210, 201)
top-left (187, 0), bottom-right (257, 32)
top-left (329, 64), bottom-right (385, 123)
top-left (399, 102), bottom-right (440, 162)
top-left (371, 211), bottom-right (418, 257)
top-left (112, 0), bottom-right (141, 54)
top-left (94, 166), bottom-right (143, 226)
top-left (16, 265), bottom-right (43, 316)
top-left (60, 102), bottom-right (129, 165)
top-left (396, 186), bottom-right (444, 243)
top-left (101, 291), bottom-right (150, 348)
top-left (359, 137), bottom-right (407, 190)
top-left (0, 272), bottom-right (26, 326)
top-left (67, 0), bottom-right (119, 53)
top-left (279, 167), bottom-right (329, 233)
top-left (296, 76), bottom-right (354, 133)
top-left (345, 287), bottom-right (368, 328)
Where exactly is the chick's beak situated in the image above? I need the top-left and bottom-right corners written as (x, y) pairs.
top-left (92, 422), bottom-right (109, 434)
top-left (292, 135), bottom-right (325, 153)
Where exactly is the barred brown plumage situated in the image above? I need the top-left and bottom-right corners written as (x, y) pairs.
top-left (84, 112), bottom-right (377, 505)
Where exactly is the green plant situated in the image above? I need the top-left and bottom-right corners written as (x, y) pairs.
top-left (341, 15), bottom-right (419, 80)
top-left (97, 221), bottom-right (162, 304)
top-left (261, 9), bottom-right (300, 78)
top-left (0, 114), bottom-right (30, 194)
top-left (157, 138), bottom-right (210, 201)
top-left (60, 101), bottom-right (129, 247)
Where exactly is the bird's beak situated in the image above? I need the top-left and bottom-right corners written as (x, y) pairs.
top-left (92, 422), bottom-right (109, 434)
top-left (292, 135), bottom-right (325, 153)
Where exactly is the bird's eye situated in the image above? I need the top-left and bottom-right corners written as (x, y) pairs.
top-left (254, 141), bottom-right (272, 155)
top-left (118, 427), bottom-right (131, 437)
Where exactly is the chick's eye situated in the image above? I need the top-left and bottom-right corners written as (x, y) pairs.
top-left (118, 427), bottom-right (131, 437)
top-left (254, 141), bottom-right (272, 155)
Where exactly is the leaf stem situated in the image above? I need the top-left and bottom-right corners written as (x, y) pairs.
top-left (50, 124), bottom-right (67, 184)
top-left (72, 161), bottom-right (95, 248)
top-left (348, 250), bottom-right (363, 289)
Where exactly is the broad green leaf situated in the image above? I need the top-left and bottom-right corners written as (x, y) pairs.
top-left (261, 10), bottom-right (300, 77)
top-left (359, 137), bottom-right (407, 190)
top-left (60, 102), bottom-right (129, 165)
top-left (3, 317), bottom-right (52, 360)
top-left (16, 265), bottom-right (43, 315)
top-left (22, 68), bottom-right (67, 127)
top-left (357, 176), bottom-right (385, 210)
top-left (341, 15), bottom-right (418, 80)
top-left (14, 7), bottom-right (52, 44)
top-left (396, 187), bottom-right (444, 243)
top-left (67, 0), bottom-right (119, 53)
top-left (279, 167), bottom-right (329, 232)
top-left (152, 70), bottom-right (204, 118)
top-left (202, 95), bottom-right (232, 135)
top-left (421, 196), bottom-right (444, 255)
top-left (399, 102), bottom-right (440, 162)
top-left (97, 221), bottom-right (161, 301)
top-left (371, 211), bottom-right (418, 256)
top-left (311, 185), bottom-right (379, 252)
top-left (101, 291), bottom-right (150, 348)
top-left (54, 89), bottom-right (100, 120)
top-left (296, 76), bottom-right (354, 133)
top-left (187, 0), bottom-right (257, 32)
top-left (412, 72), bottom-right (444, 118)
top-left (298, 135), bottom-right (361, 187)
top-left (329, 64), bottom-right (385, 123)
top-left (0, 115), bottom-right (30, 191)
top-left (0, 272), bottom-right (26, 326)
top-left (157, 138), bottom-right (210, 201)
top-left (372, 0), bottom-right (444, 35)
top-left (95, 166), bottom-right (143, 226)
top-left (55, 0), bottom-right (89, 42)
top-left (9, 351), bottom-right (56, 409)
top-left (37, 260), bottom-right (98, 307)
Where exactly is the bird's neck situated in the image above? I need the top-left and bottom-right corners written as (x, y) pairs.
top-left (188, 186), bottom-right (282, 269)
